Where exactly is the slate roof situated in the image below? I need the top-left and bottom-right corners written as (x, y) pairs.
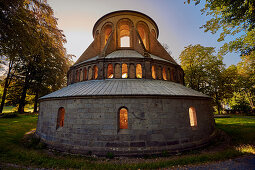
top-left (40, 79), bottom-right (209, 100)
top-left (73, 50), bottom-right (173, 67)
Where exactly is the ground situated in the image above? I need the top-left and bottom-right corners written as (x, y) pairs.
top-left (0, 114), bottom-right (254, 169)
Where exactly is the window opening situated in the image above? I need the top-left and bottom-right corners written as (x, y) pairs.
top-left (152, 65), bottom-right (156, 79)
top-left (136, 64), bottom-right (142, 78)
top-left (119, 107), bottom-right (128, 129)
top-left (189, 107), bottom-right (197, 127)
top-left (107, 64), bottom-right (113, 78)
top-left (162, 67), bottom-right (167, 80)
top-left (122, 63), bottom-right (128, 78)
top-left (93, 65), bottom-right (98, 79)
top-left (56, 107), bottom-right (65, 129)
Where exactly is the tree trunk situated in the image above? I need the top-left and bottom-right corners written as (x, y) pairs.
top-left (0, 61), bottom-right (13, 113)
top-left (0, 76), bottom-right (9, 113)
top-left (33, 90), bottom-right (38, 113)
top-left (18, 74), bottom-right (30, 114)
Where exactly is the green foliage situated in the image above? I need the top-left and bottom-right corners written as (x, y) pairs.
top-left (187, 0), bottom-right (255, 56)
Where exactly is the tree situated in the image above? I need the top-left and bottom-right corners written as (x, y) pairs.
top-left (179, 44), bottom-right (233, 114)
top-left (0, 0), bottom-right (71, 113)
top-left (186, 0), bottom-right (255, 56)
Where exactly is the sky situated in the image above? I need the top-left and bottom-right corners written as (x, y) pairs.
top-left (48, 0), bottom-right (241, 67)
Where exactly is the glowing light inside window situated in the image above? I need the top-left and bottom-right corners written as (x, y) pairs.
top-left (136, 64), bottom-right (142, 78)
top-left (189, 107), bottom-right (197, 127)
top-left (119, 108), bottom-right (128, 129)
top-left (120, 36), bottom-right (130, 47)
top-left (152, 65), bottom-right (156, 79)
top-left (122, 63), bottom-right (128, 78)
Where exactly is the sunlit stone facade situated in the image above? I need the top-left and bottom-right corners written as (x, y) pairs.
top-left (36, 10), bottom-right (216, 156)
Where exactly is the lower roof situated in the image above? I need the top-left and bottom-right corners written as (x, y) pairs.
top-left (40, 79), bottom-right (209, 100)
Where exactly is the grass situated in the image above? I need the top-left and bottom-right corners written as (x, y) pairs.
top-left (0, 114), bottom-right (254, 169)
top-left (2, 105), bottom-right (34, 113)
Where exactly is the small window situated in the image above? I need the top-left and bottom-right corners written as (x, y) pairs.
top-left (80, 69), bottom-right (83, 81)
top-left (152, 65), bottom-right (156, 79)
top-left (119, 107), bottom-right (128, 129)
top-left (84, 68), bottom-right (87, 81)
top-left (88, 67), bottom-right (92, 80)
top-left (76, 70), bottom-right (79, 82)
top-left (136, 64), bottom-right (142, 78)
top-left (189, 107), bottom-right (197, 127)
top-left (107, 64), bottom-right (113, 78)
top-left (56, 107), bottom-right (65, 129)
top-left (162, 67), bottom-right (167, 80)
top-left (122, 63), bottom-right (128, 78)
top-left (115, 64), bottom-right (121, 78)
top-left (93, 65), bottom-right (98, 79)
top-left (120, 36), bottom-right (130, 47)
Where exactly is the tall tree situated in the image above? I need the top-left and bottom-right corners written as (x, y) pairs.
top-left (186, 0), bottom-right (255, 56)
top-left (0, 0), bottom-right (70, 113)
top-left (180, 44), bottom-right (230, 114)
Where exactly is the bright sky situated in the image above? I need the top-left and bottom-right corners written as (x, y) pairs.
top-left (48, 0), bottom-right (241, 67)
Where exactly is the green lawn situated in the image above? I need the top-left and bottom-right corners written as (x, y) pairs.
top-left (2, 105), bottom-right (34, 113)
top-left (0, 115), bottom-right (254, 169)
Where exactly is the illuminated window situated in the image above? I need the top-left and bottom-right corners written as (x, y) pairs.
top-left (56, 107), bottom-right (65, 129)
top-left (84, 68), bottom-right (87, 81)
top-left (162, 67), bottom-right (167, 80)
top-left (120, 36), bottom-right (130, 47)
top-left (122, 63), bottom-right (128, 78)
top-left (136, 64), bottom-right (142, 78)
top-left (76, 70), bottom-right (79, 82)
top-left (189, 107), bottom-right (197, 127)
top-left (93, 65), bottom-right (98, 79)
top-left (119, 107), bottom-right (128, 129)
top-left (115, 64), bottom-right (121, 78)
top-left (104, 25), bottom-right (112, 45)
top-left (88, 67), bottom-right (92, 80)
top-left (118, 20), bottom-right (131, 47)
top-left (152, 65), bottom-right (156, 79)
top-left (107, 64), bottom-right (113, 78)
top-left (137, 22), bottom-right (149, 50)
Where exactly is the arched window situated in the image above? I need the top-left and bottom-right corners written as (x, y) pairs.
top-left (167, 68), bottom-right (171, 81)
top-left (76, 70), bottom-right (79, 82)
top-left (80, 69), bottom-right (83, 81)
top-left (107, 64), bottom-right (113, 78)
top-left (118, 20), bottom-right (132, 48)
top-left (136, 64), bottom-right (142, 78)
top-left (122, 63), bottom-right (128, 78)
top-left (162, 67), bottom-right (167, 80)
top-left (104, 25), bottom-right (112, 45)
top-left (88, 67), bottom-right (92, 80)
top-left (170, 69), bottom-right (174, 81)
top-left (115, 64), bottom-right (121, 78)
top-left (189, 107), bottom-right (197, 127)
top-left (93, 65), bottom-right (98, 79)
top-left (129, 64), bottom-right (135, 78)
top-left (152, 65), bottom-right (156, 79)
top-left (137, 22), bottom-right (149, 50)
top-left (84, 68), bottom-right (87, 81)
top-left (119, 107), bottom-right (128, 129)
top-left (56, 107), bottom-right (65, 129)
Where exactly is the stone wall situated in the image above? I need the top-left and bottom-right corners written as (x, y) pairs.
top-left (36, 96), bottom-right (215, 156)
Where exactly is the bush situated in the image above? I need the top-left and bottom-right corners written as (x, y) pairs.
top-left (106, 152), bottom-right (114, 159)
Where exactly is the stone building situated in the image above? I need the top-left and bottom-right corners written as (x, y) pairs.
top-left (36, 10), bottom-right (216, 156)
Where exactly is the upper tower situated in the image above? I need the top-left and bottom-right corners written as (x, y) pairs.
top-left (67, 10), bottom-right (184, 85)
